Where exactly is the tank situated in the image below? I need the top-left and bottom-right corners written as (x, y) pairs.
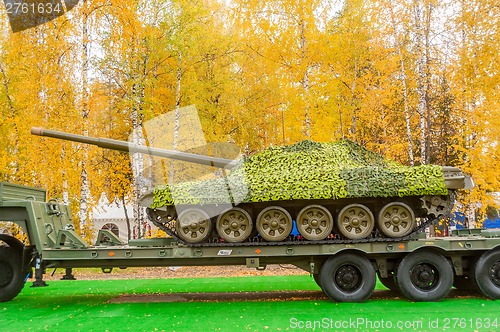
top-left (31, 127), bottom-right (474, 245)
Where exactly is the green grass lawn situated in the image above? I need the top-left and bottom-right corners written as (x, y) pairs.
top-left (1, 275), bottom-right (499, 332)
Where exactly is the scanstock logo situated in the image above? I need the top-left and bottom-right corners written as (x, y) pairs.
top-left (2, 0), bottom-right (80, 32)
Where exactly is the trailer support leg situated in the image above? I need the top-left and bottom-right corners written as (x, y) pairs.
top-left (31, 257), bottom-right (48, 287)
top-left (61, 268), bottom-right (76, 280)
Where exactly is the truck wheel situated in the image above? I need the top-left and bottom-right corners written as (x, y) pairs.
top-left (396, 250), bottom-right (453, 301)
top-left (312, 273), bottom-right (322, 289)
top-left (0, 246), bottom-right (25, 302)
top-left (320, 253), bottom-right (376, 302)
top-left (473, 249), bottom-right (500, 299)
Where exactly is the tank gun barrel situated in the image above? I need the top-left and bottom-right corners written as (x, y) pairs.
top-left (30, 127), bottom-right (238, 169)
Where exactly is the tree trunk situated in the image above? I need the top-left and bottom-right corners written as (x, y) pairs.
top-left (299, 18), bottom-right (311, 138)
top-left (130, 87), bottom-right (146, 238)
top-left (413, 0), bottom-right (433, 164)
top-left (79, 0), bottom-right (90, 236)
top-left (424, 1), bottom-right (433, 164)
top-left (130, 43), bottom-right (150, 238)
top-left (121, 196), bottom-right (131, 241)
top-left (349, 63), bottom-right (358, 137)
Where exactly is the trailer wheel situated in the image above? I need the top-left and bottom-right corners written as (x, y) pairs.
top-left (396, 250), bottom-right (453, 302)
top-left (473, 249), bottom-right (500, 299)
top-left (320, 253), bottom-right (376, 302)
top-left (0, 246), bottom-right (25, 302)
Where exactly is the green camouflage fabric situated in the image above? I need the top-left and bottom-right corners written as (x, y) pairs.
top-left (151, 140), bottom-right (448, 208)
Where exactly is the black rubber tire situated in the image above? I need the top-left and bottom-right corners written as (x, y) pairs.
top-left (377, 272), bottom-right (399, 292)
top-left (396, 250), bottom-right (453, 302)
top-left (320, 253), bottom-right (376, 302)
top-left (473, 249), bottom-right (500, 299)
top-left (313, 273), bottom-right (322, 289)
top-left (0, 246), bottom-right (25, 302)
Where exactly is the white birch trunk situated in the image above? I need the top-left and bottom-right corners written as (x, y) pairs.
top-left (122, 196), bottom-right (132, 240)
top-left (350, 64), bottom-right (358, 136)
top-left (299, 19), bottom-right (311, 138)
top-left (130, 79), bottom-right (150, 238)
top-left (130, 106), bottom-right (146, 238)
top-left (130, 45), bottom-right (151, 238)
top-left (423, 3), bottom-right (433, 164)
top-left (413, 0), bottom-right (430, 164)
top-left (79, 0), bottom-right (90, 235)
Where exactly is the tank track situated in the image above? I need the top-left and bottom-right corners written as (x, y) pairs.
top-left (147, 193), bottom-right (455, 248)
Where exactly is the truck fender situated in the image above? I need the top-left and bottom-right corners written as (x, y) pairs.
top-left (0, 234), bottom-right (24, 252)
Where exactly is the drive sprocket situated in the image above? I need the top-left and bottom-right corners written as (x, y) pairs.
top-left (420, 192), bottom-right (455, 218)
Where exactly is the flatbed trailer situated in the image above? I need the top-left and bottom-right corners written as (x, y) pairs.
top-left (1, 182), bottom-right (500, 303)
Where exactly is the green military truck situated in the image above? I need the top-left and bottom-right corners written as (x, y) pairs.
top-left (1, 181), bottom-right (500, 304)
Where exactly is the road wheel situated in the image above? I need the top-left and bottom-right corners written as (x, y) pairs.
top-left (320, 253), bottom-right (376, 302)
top-left (337, 204), bottom-right (374, 240)
top-left (176, 208), bottom-right (212, 243)
top-left (216, 207), bottom-right (253, 243)
top-left (377, 202), bottom-right (416, 237)
top-left (396, 250), bottom-right (453, 301)
top-left (0, 246), bottom-right (25, 302)
top-left (256, 206), bottom-right (292, 242)
top-left (473, 249), bottom-right (500, 299)
top-left (296, 205), bottom-right (333, 241)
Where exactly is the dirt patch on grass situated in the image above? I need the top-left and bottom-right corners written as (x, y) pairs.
top-left (43, 264), bottom-right (309, 281)
top-left (108, 289), bottom-right (483, 303)
top-left (109, 290), bottom-right (326, 303)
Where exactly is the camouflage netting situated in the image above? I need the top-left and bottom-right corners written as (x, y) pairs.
top-left (151, 140), bottom-right (449, 208)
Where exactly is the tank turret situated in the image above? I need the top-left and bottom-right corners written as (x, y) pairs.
top-left (31, 127), bottom-right (473, 245)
